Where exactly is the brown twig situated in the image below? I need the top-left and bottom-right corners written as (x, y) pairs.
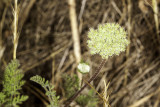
top-left (65, 59), bottom-right (107, 107)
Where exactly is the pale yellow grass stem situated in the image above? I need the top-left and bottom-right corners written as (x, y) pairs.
top-left (13, 0), bottom-right (19, 59)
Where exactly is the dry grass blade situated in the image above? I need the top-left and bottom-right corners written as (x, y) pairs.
top-left (13, 0), bottom-right (19, 59)
top-left (0, 6), bottom-right (7, 60)
top-left (102, 80), bottom-right (110, 107)
top-left (23, 46), bottom-right (66, 72)
top-left (128, 87), bottom-right (160, 107)
top-left (83, 79), bottom-right (108, 105)
top-left (124, 0), bottom-right (132, 86)
top-left (68, 0), bottom-right (82, 85)
top-left (1, 0), bottom-right (160, 106)
top-left (68, 0), bottom-right (81, 63)
top-left (152, 0), bottom-right (159, 42)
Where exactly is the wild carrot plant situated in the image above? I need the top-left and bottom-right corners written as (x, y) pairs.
top-left (65, 23), bottom-right (130, 106)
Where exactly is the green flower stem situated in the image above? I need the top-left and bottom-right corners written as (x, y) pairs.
top-left (65, 59), bottom-right (106, 107)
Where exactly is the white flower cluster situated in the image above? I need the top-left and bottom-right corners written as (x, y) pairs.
top-left (87, 23), bottom-right (130, 59)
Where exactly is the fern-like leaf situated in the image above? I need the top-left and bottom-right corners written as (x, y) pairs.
top-left (12, 95), bottom-right (29, 107)
top-left (30, 75), bottom-right (59, 107)
top-left (1, 59), bottom-right (28, 106)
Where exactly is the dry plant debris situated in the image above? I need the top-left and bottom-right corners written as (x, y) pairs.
top-left (0, 0), bottom-right (160, 106)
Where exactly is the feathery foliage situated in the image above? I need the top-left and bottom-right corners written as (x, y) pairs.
top-left (76, 89), bottom-right (98, 107)
top-left (64, 75), bottom-right (80, 98)
top-left (30, 75), bottom-right (59, 107)
top-left (0, 59), bottom-right (28, 107)
top-left (64, 75), bottom-right (98, 106)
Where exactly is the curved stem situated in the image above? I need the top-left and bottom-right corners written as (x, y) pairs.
top-left (65, 59), bottom-right (107, 107)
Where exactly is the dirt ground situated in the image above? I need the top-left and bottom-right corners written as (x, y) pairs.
top-left (0, 0), bottom-right (160, 107)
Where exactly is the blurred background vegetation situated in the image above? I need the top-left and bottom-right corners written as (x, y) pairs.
top-left (0, 0), bottom-right (160, 107)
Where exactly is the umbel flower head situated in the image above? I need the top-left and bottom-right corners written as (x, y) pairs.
top-left (87, 23), bottom-right (130, 59)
